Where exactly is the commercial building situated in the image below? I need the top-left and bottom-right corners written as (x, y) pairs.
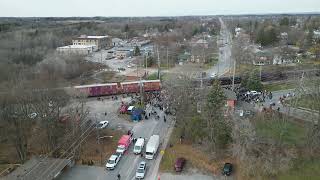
top-left (115, 47), bottom-right (133, 59)
top-left (72, 35), bottom-right (112, 50)
top-left (56, 45), bottom-right (97, 55)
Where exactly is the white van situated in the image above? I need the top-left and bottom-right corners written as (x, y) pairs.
top-left (145, 135), bottom-right (160, 160)
top-left (133, 138), bottom-right (145, 154)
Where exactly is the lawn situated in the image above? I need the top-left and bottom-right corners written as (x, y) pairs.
top-left (160, 128), bottom-right (230, 174)
top-left (263, 82), bottom-right (297, 91)
top-left (287, 95), bottom-right (320, 111)
top-left (254, 118), bottom-right (306, 146)
top-left (146, 72), bottom-right (159, 80)
top-left (277, 158), bottom-right (320, 180)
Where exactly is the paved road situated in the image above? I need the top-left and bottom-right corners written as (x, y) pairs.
top-left (58, 106), bottom-right (172, 180)
top-left (206, 18), bottom-right (233, 77)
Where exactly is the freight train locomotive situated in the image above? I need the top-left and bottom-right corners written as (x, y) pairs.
top-left (74, 80), bottom-right (161, 97)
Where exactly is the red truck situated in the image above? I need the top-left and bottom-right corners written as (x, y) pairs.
top-left (116, 134), bottom-right (132, 154)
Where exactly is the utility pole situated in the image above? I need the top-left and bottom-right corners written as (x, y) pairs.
top-left (157, 46), bottom-right (160, 79)
top-left (259, 65), bottom-right (262, 81)
top-left (232, 60), bottom-right (236, 91)
top-left (145, 54), bottom-right (147, 77)
top-left (100, 50), bottom-right (103, 64)
top-left (95, 114), bottom-right (103, 166)
top-left (139, 56), bottom-right (144, 105)
top-left (166, 47), bottom-right (169, 70)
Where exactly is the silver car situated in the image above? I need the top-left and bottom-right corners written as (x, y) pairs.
top-left (135, 161), bottom-right (146, 179)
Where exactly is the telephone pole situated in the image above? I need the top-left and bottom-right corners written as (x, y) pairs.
top-left (259, 65), bottom-right (262, 81)
top-left (166, 47), bottom-right (169, 69)
top-left (232, 60), bottom-right (236, 91)
top-left (157, 46), bottom-right (160, 79)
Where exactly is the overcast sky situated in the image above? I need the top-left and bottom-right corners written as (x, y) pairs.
top-left (1, 0), bottom-right (320, 17)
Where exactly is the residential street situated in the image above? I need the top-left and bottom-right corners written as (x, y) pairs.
top-left (206, 18), bottom-right (233, 77)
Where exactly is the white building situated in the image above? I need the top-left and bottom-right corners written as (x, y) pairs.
top-left (56, 45), bottom-right (97, 55)
top-left (313, 30), bottom-right (320, 39)
top-left (235, 27), bottom-right (243, 37)
top-left (72, 35), bottom-right (112, 50)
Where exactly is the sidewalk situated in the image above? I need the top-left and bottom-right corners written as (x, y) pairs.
top-left (148, 119), bottom-right (176, 180)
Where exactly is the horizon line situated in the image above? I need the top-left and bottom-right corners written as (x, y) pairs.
top-left (1, 11), bottom-right (320, 18)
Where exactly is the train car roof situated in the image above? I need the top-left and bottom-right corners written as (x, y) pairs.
top-left (74, 83), bottom-right (118, 88)
top-left (74, 80), bottom-right (160, 88)
top-left (121, 79), bottom-right (160, 84)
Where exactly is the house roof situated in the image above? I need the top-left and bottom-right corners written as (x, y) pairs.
top-left (76, 35), bottom-right (109, 39)
top-left (223, 89), bottom-right (237, 100)
top-left (57, 45), bottom-right (96, 49)
top-left (255, 51), bottom-right (273, 57)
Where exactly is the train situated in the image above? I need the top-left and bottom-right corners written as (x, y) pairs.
top-left (74, 80), bottom-right (161, 97)
top-left (193, 76), bottom-right (242, 86)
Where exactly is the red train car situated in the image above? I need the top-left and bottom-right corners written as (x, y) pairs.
top-left (143, 80), bottom-right (161, 91)
top-left (74, 80), bottom-right (161, 97)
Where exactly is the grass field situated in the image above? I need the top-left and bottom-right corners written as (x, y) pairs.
top-left (254, 118), bottom-right (306, 146)
top-left (287, 95), bottom-right (319, 111)
top-left (263, 82), bottom-right (297, 92)
top-left (146, 72), bottom-right (158, 80)
top-left (277, 158), bottom-right (320, 180)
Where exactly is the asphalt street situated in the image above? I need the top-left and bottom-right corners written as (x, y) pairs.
top-left (206, 18), bottom-right (233, 77)
top-left (58, 106), bottom-right (172, 180)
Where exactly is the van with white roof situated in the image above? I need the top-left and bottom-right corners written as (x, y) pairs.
top-left (133, 138), bottom-right (145, 154)
top-left (145, 135), bottom-right (159, 160)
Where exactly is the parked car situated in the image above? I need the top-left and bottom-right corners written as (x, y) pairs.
top-left (106, 154), bottom-right (120, 170)
top-left (210, 73), bottom-right (217, 78)
top-left (222, 163), bottom-right (233, 176)
top-left (174, 157), bottom-right (186, 172)
top-left (97, 121), bottom-right (109, 129)
top-left (135, 161), bottom-right (147, 179)
top-left (247, 91), bottom-right (261, 96)
top-left (28, 112), bottom-right (38, 119)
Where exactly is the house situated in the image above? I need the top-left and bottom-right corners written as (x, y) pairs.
top-left (178, 52), bottom-right (191, 62)
top-left (191, 39), bottom-right (209, 48)
top-left (273, 54), bottom-right (299, 65)
top-left (273, 46), bottom-right (300, 65)
top-left (223, 89), bottom-right (237, 109)
top-left (235, 27), bottom-right (243, 37)
top-left (72, 35), bottom-right (112, 50)
top-left (115, 47), bottom-right (133, 59)
top-left (280, 32), bottom-right (288, 39)
top-left (56, 45), bottom-right (97, 55)
top-left (253, 51), bottom-right (274, 66)
top-left (313, 30), bottom-right (320, 39)
top-left (112, 38), bottom-right (125, 47)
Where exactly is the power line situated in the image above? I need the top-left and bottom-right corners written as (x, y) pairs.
top-left (36, 122), bottom-right (96, 180)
